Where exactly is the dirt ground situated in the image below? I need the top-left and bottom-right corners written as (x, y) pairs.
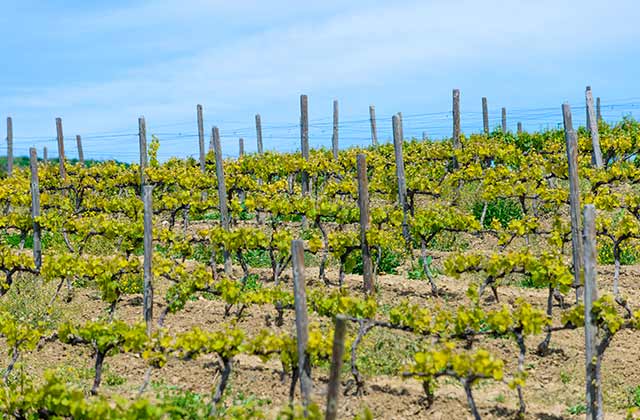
top-left (2, 258), bottom-right (640, 420)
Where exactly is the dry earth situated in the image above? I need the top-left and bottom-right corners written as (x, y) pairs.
top-left (2, 258), bottom-right (640, 420)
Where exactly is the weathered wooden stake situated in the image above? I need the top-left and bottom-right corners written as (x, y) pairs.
top-left (596, 97), bottom-right (602, 122)
top-left (392, 115), bottom-right (410, 244)
top-left (255, 114), bottom-right (264, 154)
top-left (55, 117), bottom-right (66, 179)
top-left (138, 117), bottom-right (148, 188)
top-left (586, 90), bottom-right (591, 131)
top-left (369, 105), bottom-right (378, 146)
top-left (482, 97), bottom-right (489, 134)
top-left (292, 239), bottom-right (312, 409)
top-left (501, 107), bottom-right (507, 133)
top-left (452, 89), bottom-right (461, 169)
top-left (212, 126), bottom-right (220, 153)
top-left (563, 103), bottom-right (583, 301)
top-left (452, 89), bottom-right (461, 147)
top-left (332, 100), bottom-right (339, 159)
top-left (255, 114), bottom-right (265, 223)
top-left (43, 147), bottom-right (48, 164)
top-left (29, 148), bottom-right (42, 270)
top-left (517, 122), bottom-right (523, 134)
top-left (143, 185), bottom-right (154, 336)
top-left (325, 315), bottom-right (347, 420)
top-left (6, 117), bottom-right (13, 176)
top-left (585, 86), bottom-right (604, 169)
top-left (582, 204), bottom-right (600, 420)
top-left (237, 137), bottom-right (246, 203)
top-left (213, 127), bottom-right (232, 275)
top-left (76, 135), bottom-right (85, 166)
top-left (197, 104), bottom-right (206, 173)
top-left (357, 154), bottom-right (374, 293)
top-left (300, 95), bottom-right (310, 195)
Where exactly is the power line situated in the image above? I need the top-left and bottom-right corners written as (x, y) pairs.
top-left (4, 98), bottom-right (639, 161)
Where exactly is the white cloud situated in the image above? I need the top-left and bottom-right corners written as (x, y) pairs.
top-left (3, 0), bottom-right (640, 155)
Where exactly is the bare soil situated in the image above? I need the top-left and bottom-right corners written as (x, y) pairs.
top-left (2, 259), bottom-right (640, 420)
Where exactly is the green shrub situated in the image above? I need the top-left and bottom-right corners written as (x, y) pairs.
top-left (2, 232), bottom-right (32, 248)
top-left (629, 385), bottom-right (640, 408)
top-left (518, 275), bottom-right (546, 289)
top-left (567, 403), bottom-right (586, 415)
top-left (219, 392), bottom-right (270, 419)
top-left (355, 328), bottom-right (420, 376)
top-left (243, 274), bottom-right (261, 291)
top-left (155, 385), bottom-right (209, 420)
top-left (407, 256), bottom-right (439, 280)
top-left (236, 203), bottom-right (255, 221)
top-left (1, 231), bottom-right (61, 250)
top-left (104, 371), bottom-right (126, 387)
top-left (504, 130), bottom-right (549, 152)
top-left (0, 274), bottom-right (63, 329)
top-left (407, 263), bottom-right (426, 280)
top-left (202, 211), bottom-right (221, 221)
top-left (426, 230), bottom-right (469, 252)
top-left (347, 247), bottom-right (404, 275)
top-left (472, 198), bottom-right (523, 229)
top-left (243, 249), bottom-right (271, 268)
top-left (598, 240), bottom-right (640, 265)
top-left (153, 384), bottom-right (269, 420)
top-left (192, 243), bottom-right (224, 265)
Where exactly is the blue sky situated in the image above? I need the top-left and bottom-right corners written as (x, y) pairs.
top-left (2, 0), bottom-right (640, 161)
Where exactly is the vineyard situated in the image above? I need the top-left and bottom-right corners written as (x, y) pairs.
top-left (1, 91), bottom-right (640, 420)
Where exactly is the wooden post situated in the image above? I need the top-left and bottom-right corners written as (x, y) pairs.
top-left (481, 97), bottom-right (489, 134)
top-left (585, 89), bottom-right (591, 131)
top-left (43, 147), bottom-right (48, 164)
top-left (501, 107), bottom-right (507, 133)
top-left (55, 117), bottom-right (66, 179)
top-left (563, 103), bottom-right (583, 301)
top-left (211, 126), bottom-right (220, 153)
top-left (517, 122), bottom-right (523, 134)
top-left (6, 117), bottom-right (13, 176)
top-left (76, 135), bottom-right (85, 166)
top-left (452, 89), bottom-right (461, 148)
top-left (255, 114), bottom-right (265, 223)
top-left (452, 89), bottom-right (461, 169)
top-left (582, 204), bottom-right (600, 420)
top-left (397, 112), bottom-right (404, 143)
top-left (392, 115), bottom-right (410, 244)
top-left (325, 315), bottom-right (347, 420)
top-left (255, 114), bottom-right (263, 154)
top-left (29, 148), bottom-right (42, 270)
top-left (369, 105), bottom-right (378, 146)
top-left (197, 104), bottom-right (206, 173)
top-left (585, 87), bottom-right (604, 169)
top-left (138, 117), bottom-right (148, 188)
top-left (300, 94), bottom-right (310, 195)
top-left (213, 127), bottom-right (232, 275)
top-left (238, 138), bottom-right (246, 203)
top-left (357, 154), bottom-right (374, 293)
top-left (332, 99), bottom-right (339, 159)
top-left (292, 239), bottom-right (312, 409)
top-left (142, 185), bottom-right (154, 336)
top-left (596, 97), bottom-right (602, 122)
